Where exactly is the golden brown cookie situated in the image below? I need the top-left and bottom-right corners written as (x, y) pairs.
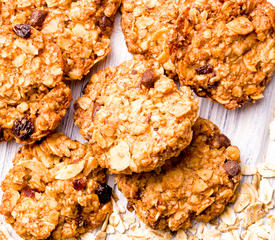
top-left (0, 133), bottom-right (113, 240)
top-left (169, 0), bottom-right (275, 109)
top-left (117, 118), bottom-right (241, 231)
top-left (121, 0), bottom-right (179, 76)
top-left (0, 25), bottom-right (72, 144)
top-left (1, 0), bottom-right (121, 80)
top-left (74, 56), bottom-right (199, 174)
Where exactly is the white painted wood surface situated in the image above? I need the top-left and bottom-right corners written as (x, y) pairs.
top-left (0, 4), bottom-right (275, 239)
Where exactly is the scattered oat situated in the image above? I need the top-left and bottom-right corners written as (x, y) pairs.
top-left (248, 223), bottom-right (272, 239)
top-left (220, 207), bottom-right (236, 225)
top-left (123, 215), bottom-right (136, 226)
top-left (115, 220), bottom-right (126, 234)
top-left (101, 215), bottom-right (109, 232)
top-left (229, 230), bottom-right (241, 240)
top-left (188, 226), bottom-right (197, 235)
top-left (242, 230), bottom-right (258, 240)
top-left (118, 203), bottom-right (126, 214)
top-left (0, 221), bottom-right (12, 240)
top-left (176, 230), bottom-right (188, 240)
top-left (258, 178), bottom-right (273, 205)
top-left (94, 231), bottom-right (107, 240)
top-left (241, 164), bottom-right (257, 175)
top-left (257, 163), bottom-right (275, 178)
top-left (240, 202), bottom-right (266, 228)
top-left (106, 225), bottom-right (115, 234)
top-left (251, 173), bottom-right (261, 190)
top-left (234, 182), bottom-right (257, 213)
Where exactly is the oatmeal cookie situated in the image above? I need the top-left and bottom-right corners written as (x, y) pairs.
top-left (117, 118), bottom-right (241, 231)
top-left (74, 56), bottom-right (199, 174)
top-left (1, 0), bottom-right (121, 80)
top-left (169, 0), bottom-right (275, 109)
top-left (121, 0), bottom-right (179, 75)
top-left (0, 133), bottom-right (113, 240)
top-left (0, 26), bottom-right (72, 144)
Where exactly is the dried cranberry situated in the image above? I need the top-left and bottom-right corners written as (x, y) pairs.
top-left (223, 160), bottom-right (241, 177)
top-left (73, 178), bottom-right (87, 191)
top-left (29, 10), bottom-right (48, 27)
top-left (141, 69), bottom-right (159, 88)
top-left (22, 187), bottom-right (38, 198)
top-left (13, 24), bottom-right (31, 38)
top-left (99, 14), bottom-right (112, 31)
top-left (95, 183), bottom-right (112, 204)
top-left (12, 117), bottom-right (34, 140)
top-left (195, 64), bottom-right (214, 75)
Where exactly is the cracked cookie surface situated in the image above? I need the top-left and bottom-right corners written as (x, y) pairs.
top-left (169, 0), bottom-right (275, 109)
top-left (0, 26), bottom-right (71, 144)
top-left (74, 56), bottom-right (198, 174)
top-left (1, 0), bottom-right (121, 80)
top-left (121, 0), bottom-right (179, 75)
top-left (117, 118), bottom-right (241, 231)
top-left (0, 133), bottom-right (113, 240)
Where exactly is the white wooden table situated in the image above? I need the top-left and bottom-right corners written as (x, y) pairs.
top-left (1, 6), bottom-right (275, 239)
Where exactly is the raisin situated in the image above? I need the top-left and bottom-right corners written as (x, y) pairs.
top-left (12, 117), bottom-right (34, 140)
top-left (76, 203), bottom-right (83, 214)
top-left (195, 64), bottom-right (213, 75)
top-left (29, 10), bottom-right (48, 27)
top-left (73, 178), bottom-right (87, 191)
top-left (223, 160), bottom-right (241, 177)
top-left (99, 14), bottom-right (112, 31)
top-left (13, 24), bottom-right (31, 39)
top-left (95, 183), bottom-right (112, 204)
top-left (92, 103), bottom-right (101, 121)
top-left (141, 69), bottom-right (159, 88)
top-left (210, 134), bottom-right (231, 149)
top-left (22, 187), bottom-right (38, 198)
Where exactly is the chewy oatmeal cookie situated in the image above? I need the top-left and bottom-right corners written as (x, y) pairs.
top-left (0, 25), bottom-right (71, 144)
top-left (0, 0), bottom-right (121, 80)
top-left (121, 0), bottom-right (179, 75)
top-left (169, 0), bottom-right (275, 109)
top-left (0, 133), bottom-right (113, 240)
top-left (117, 118), bottom-right (242, 231)
top-left (74, 56), bottom-right (199, 174)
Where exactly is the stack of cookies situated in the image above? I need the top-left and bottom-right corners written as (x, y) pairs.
top-left (0, 0), bottom-right (274, 239)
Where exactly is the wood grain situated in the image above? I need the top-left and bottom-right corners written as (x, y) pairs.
top-left (0, 9), bottom-right (274, 239)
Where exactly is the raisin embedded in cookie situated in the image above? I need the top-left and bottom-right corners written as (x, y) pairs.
top-left (74, 56), bottom-right (199, 174)
top-left (116, 118), bottom-right (242, 231)
top-left (121, 0), bottom-right (178, 76)
top-left (169, 0), bottom-right (275, 109)
top-left (0, 26), bottom-right (72, 144)
top-left (1, 0), bottom-right (121, 80)
top-left (0, 133), bottom-right (113, 240)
